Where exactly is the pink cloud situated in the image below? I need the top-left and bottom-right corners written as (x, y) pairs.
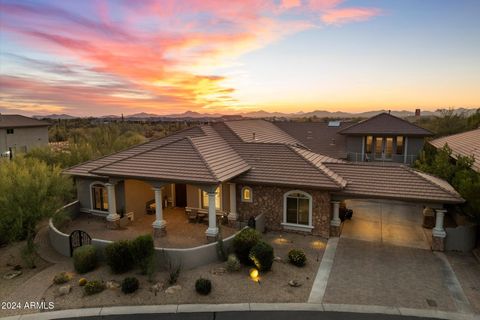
top-left (321, 7), bottom-right (382, 25)
top-left (0, 0), bottom-right (382, 115)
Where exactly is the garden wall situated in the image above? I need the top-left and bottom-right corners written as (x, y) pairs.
top-left (49, 203), bottom-right (241, 269)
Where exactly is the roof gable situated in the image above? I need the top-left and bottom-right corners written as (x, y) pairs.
top-left (338, 113), bottom-right (432, 136)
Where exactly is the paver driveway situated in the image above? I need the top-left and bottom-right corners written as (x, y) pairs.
top-left (322, 238), bottom-right (457, 311)
top-left (341, 199), bottom-right (430, 250)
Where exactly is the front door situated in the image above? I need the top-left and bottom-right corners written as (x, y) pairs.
top-left (175, 184), bottom-right (187, 207)
top-left (374, 137), bottom-right (393, 160)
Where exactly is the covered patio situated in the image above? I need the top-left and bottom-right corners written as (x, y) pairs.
top-left (61, 207), bottom-right (237, 248)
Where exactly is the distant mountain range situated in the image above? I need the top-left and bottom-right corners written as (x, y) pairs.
top-left (34, 108), bottom-right (478, 120)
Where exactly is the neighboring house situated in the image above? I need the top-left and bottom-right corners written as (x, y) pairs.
top-left (429, 128), bottom-right (480, 173)
top-left (64, 117), bottom-right (462, 251)
top-left (336, 113), bottom-right (432, 164)
top-left (0, 114), bottom-right (50, 156)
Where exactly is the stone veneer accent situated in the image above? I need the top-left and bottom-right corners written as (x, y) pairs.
top-left (235, 184), bottom-right (332, 238)
top-left (432, 236), bottom-right (445, 251)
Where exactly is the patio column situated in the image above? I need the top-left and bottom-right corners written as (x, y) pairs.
top-left (105, 182), bottom-right (120, 229)
top-left (152, 187), bottom-right (166, 237)
top-left (205, 191), bottom-right (218, 241)
top-left (432, 208), bottom-right (447, 251)
top-left (433, 209), bottom-right (446, 237)
top-left (228, 183), bottom-right (237, 222)
top-left (331, 201), bottom-right (341, 227)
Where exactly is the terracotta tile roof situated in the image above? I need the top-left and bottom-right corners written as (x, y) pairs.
top-left (429, 128), bottom-right (480, 173)
top-left (0, 114), bottom-right (50, 128)
top-left (65, 119), bottom-right (462, 203)
top-left (338, 113), bottom-right (432, 136)
top-left (274, 121), bottom-right (348, 158)
top-left (88, 126), bottom-right (249, 183)
top-left (324, 162), bottom-right (464, 204)
top-left (63, 126), bottom-right (205, 178)
top-left (225, 119), bottom-right (303, 146)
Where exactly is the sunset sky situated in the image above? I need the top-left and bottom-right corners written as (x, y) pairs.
top-left (0, 0), bottom-right (479, 116)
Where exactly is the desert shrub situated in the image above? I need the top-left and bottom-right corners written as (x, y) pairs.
top-left (73, 245), bottom-right (97, 274)
top-left (131, 234), bottom-right (154, 274)
top-left (195, 278), bottom-right (212, 295)
top-left (121, 277), bottom-right (139, 294)
top-left (84, 280), bottom-right (105, 295)
top-left (53, 272), bottom-right (71, 284)
top-left (168, 263), bottom-right (181, 285)
top-left (78, 278), bottom-right (88, 286)
top-left (226, 254), bottom-right (240, 272)
top-left (105, 240), bottom-right (134, 274)
top-left (233, 228), bottom-right (261, 264)
top-left (249, 241), bottom-right (274, 271)
top-left (288, 249), bottom-right (307, 267)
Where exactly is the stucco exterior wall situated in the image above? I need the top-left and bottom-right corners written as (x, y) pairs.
top-left (76, 177), bottom-right (125, 215)
top-left (186, 184), bottom-right (200, 208)
top-left (235, 184), bottom-right (332, 238)
top-left (124, 179), bottom-right (154, 215)
top-left (0, 126), bottom-right (48, 154)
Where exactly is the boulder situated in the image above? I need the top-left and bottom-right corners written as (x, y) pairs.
top-left (288, 280), bottom-right (302, 287)
top-left (58, 285), bottom-right (71, 295)
top-left (3, 270), bottom-right (22, 280)
top-left (165, 285), bottom-right (182, 294)
top-left (106, 280), bottom-right (121, 289)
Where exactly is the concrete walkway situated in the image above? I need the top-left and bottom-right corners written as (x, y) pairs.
top-left (308, 237), bottom-right (339, 303)
top-left (1, 303), bottom-right (477, 320)
top-left (434, 252), bottom-right (472, 314)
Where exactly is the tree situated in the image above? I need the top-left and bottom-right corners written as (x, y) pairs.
top-left (0, 157), bottom-right (73, 266)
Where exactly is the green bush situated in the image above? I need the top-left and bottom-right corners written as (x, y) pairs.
top-left (195, 278), bottom-right (212, 295)
top-left (73, 245), bottom-right (97, 274)
top-left (121, 277), bottom-right (139, 294)
top-left (53, 272), bottom-right (71, 284)
top-left (233, 228), bottom-right (261, 264)
top-left (288, 249), bottom-right (307, 267)
top-left (105, 240), bottom-right (134, 274)
top-left (249, 241), bottom-right (274, 271)
top-left (84, 280), bottom-right (105, 295)
top-left (226, 254), bottom-right (240, 272)
top-left (131, 234), bottom-right (154, 274)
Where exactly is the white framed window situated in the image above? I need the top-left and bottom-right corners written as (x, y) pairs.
top-left (241, 186), bottom-right (252, 202)
top-left (90, 181), bottom-right (108, 212)
top-left (201, 186), bottom-right (221, 210)
top-left (282, 190), bottom-right (313, 231)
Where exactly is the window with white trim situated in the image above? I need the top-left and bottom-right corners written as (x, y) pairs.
top-left (241, 187), bottom-right (252, 202)
top-left (91, 183), bottom-right (108, 212)
top-left (284, 191), bottom-right (312, 226)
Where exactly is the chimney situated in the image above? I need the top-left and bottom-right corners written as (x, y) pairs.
top-left (252, 132), bottom-right (256, 141)
top-left (415, 108), bottom-right (421, 117)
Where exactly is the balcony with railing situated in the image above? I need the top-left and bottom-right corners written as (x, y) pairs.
top-left (346, 152), bottom-right (418, 165)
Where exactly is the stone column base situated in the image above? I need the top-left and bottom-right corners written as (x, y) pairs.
top-left (330, 224), bottom-right (341, 237)
top-left (153, 227), bottom-right (167, 238)
top-left (206, 234), bottom-right (218, 243)
top-left (106, 219), bottom-right (120, 229)
top-left (432, 236), bottom-right (445, 251)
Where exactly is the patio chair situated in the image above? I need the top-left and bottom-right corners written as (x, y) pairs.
top-left (197, 212), bottom-right (207, 224)
top-left (188, 209), bottom-right (198, 223)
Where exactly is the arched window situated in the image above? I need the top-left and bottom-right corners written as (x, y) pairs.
top-left (241, 187), bottom-right (252, 202)
top-left (91, 182), bottom-right (108, 212)
top-left (283, 190), bottom-right (312, 228)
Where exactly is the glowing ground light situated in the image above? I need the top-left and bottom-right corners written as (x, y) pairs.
top-left (310, 240), bottom-right (326, 250)
top-left (249, 268), bottom-right (259, 282)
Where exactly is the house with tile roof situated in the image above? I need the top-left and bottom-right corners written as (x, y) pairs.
top-left (428, 128), bottom-right (480, 173)
top-left (0, 114), bottom-right (50, 157)
top-left (64, 115), bottom-right (462, 251)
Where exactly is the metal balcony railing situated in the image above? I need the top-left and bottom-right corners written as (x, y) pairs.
top-left (346, 152), bottom-right (417, 165)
